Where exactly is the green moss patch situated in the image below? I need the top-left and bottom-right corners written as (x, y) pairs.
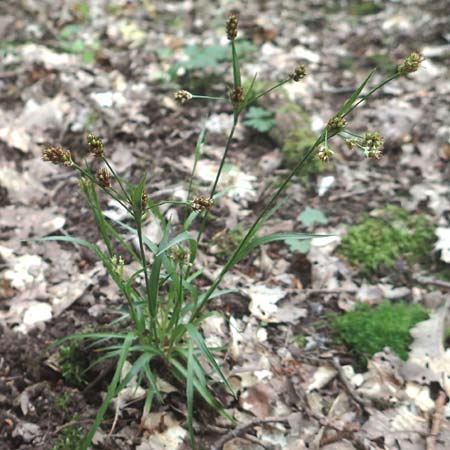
top-left (338, 205), bottom-right (435, 277)
top-left (331, 301), bottom-right (428, 368)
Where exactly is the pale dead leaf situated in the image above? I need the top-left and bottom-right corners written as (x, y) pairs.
top-left (239, 382), bottom-right (275, 418)
top-left (403, 299), bottom-right (450, 395)
top-left (356, 350), bottom-right (403, 404)
top-left (435, 227), bottom-right (450, 263)
top-left (307, 365), bottom-right (337, 392)
top-left (362, 406), bottom-right (427, 449)
top-left (245, 284), bottom-right (286, 322)
top-left (138, 412), bottom-right (187, 450)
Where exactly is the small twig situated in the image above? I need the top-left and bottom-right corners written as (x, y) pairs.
top-left (53, 418), bottom-right (94, 434)
top-left (413, 274), bottom-right (450, 290)
top-left (426, 389), bottom-right (447, 450)
top-left (210, 417), bottom-right (288, 450)
top-left (332, 357), bottom-right (371, 410)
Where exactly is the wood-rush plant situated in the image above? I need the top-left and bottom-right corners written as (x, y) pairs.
top-left (40, 13), bottom-right (423, 449)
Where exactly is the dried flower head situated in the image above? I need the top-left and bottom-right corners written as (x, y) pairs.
top-left (327, 115), bottom-right (347, 132)
top-left (96, 168), bottom-right (112, 188)
top-left (397, 52), bottom-right (423, 75)
top-left (87, 133), bottom-right (104, 157)
top-left (226, 14), bottom-right (238, 41)
top-left (318, 144), bottom-right (334, 162)
top-left (191, 196), bottom-right (214, 212)
top-left (42, 146), bottom-right (73, 167)
top-left (174, 90), bottom-right (193, 105)
top-left (229, 86), bottom-right (244, 105)
top-left (289, 65), bottom-right (307, 82)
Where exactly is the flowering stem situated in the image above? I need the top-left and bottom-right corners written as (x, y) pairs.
top-left (196, 115), bottom-right (239, 244)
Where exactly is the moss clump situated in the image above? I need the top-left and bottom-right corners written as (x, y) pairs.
top-left (58, 342), bottom-right (89, 386)
top-left (331, 301), bottom-right (428, 368)
top-left (349, 1), bottom-right (383, 16)
top-left (52, 419), bottom-right (83, 450)
top-left (338, 205), bottom-right (435, 277)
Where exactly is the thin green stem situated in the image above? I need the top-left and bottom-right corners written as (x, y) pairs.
top-left (192, 95), bottom-right (227, 101)
top-left (251, 79), bottom-right (290, 104)
top-left (72, 163), bottom-right (131, 212)
top-left (136, 221), bottom-right (156, 340)
top-left (196, 116), bottom-right (239, 244)
top-left (344, 73), bottom-right (399, 117)
top-left (102, 157), bottom-right (132, 204)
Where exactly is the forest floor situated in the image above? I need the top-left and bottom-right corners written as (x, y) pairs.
top-left (0, 0), bottom-right (449, 449)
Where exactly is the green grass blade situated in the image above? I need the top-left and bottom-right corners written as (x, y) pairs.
top-left (81, 332), bottom-right (134, 450)
top-left (186, 339), bottom-right (196, 449)
top-left (169, 357), bottom-right (232, 420)
top-left (337, 69), bottom-right (375, 117)
top-left (115, 352), bottom-right (152, 394)
top-left (186, 324), bottom-right (234, 396)
top-left (155, 232), bottom-right (195, 256)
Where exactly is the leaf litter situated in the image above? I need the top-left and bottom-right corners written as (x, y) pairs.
top-left (0, 0), bottom-right (449, 448)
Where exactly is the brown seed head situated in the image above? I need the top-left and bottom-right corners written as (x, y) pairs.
top-left (141, 192), bottom-right (148, 211)
top-left (96, 168), bottom-right (112, 188)
top-left (288, 65), bottom-right (307, 82)
top-left (226, 14), bottom-right (238, 41)
top-left (42, 146), bottom-right (73, 167)
top-left (87, 133), bottom-right (104, 157)
top-left (397, 52), bottom-right (423, 75)
top-left (174, 90), bottom-right (193, 105)
top-left (229, 86), bottom-right (244, 106)
top-left (191, 196), bottom-right (214, 212)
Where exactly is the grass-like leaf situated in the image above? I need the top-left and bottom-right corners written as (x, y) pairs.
top-left (81, 332), bottom-right (135, 450)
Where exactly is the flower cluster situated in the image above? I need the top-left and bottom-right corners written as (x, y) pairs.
top-left (226, 14), bottom-right (238, 41)
top-left (397, 52), bottom-right (423, 75)
top-left (191, 196), bottom-right (214, 212)
top-left (317, 144), bottom-right (334, 162)
top-left (174, 90), bottom-right (193, 105)
top-left (327, 115), bottom-right (347, 132)
top-left (141, 192), bottom-right (148, 210)
top-left (361, 132), bottom-right (384, 159)
top-left (229, 86), bottom-right (244, 105)
top-left (96, 168), bottom-right (112, 188)
top-left (87, 133), bottom-right (104, 157)
top-left (42, 146), bottom-right (73, 167)
top-left (289, 65), bottom-right (307, 82)
top-left (171, 246), bottom-right (190, 265)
